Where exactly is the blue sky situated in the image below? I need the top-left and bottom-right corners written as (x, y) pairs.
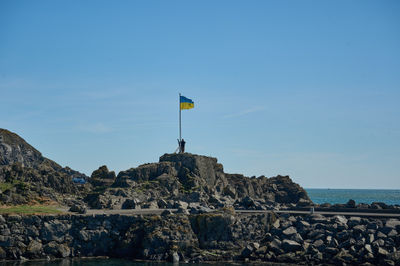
top-left (1, 0), bottom-right (399, 189)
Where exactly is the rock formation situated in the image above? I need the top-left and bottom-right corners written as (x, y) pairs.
top-left (86, 153), bottom-right (311, 210)
top-left (0, 129), bottom-right (88, 205)
top-left (1, 128), bottom-right (311, 210)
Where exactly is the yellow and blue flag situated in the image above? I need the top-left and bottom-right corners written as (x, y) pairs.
top-left (180, 95), bottom-right (194, 110)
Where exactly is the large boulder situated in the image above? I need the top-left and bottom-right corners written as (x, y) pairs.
top-left (159, 153), bottom-right (227, 189)
top-left (90, 165), bottom-right (116, 187)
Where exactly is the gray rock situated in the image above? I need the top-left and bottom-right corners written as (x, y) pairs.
top-left (372, 238), bottom-right (385, 247)
top-left (353, 224), bottom-right (366, 234)
top-left (194, 206), bottom-right (213, 214)
top-left (40, 221), bottom-right (70, 243)
top-left (0, 215), bottom-right (5, 224)
top-left (385, 219), bottom-right (400, 230)
top-left (7, 214), bottom-right (22, 222)
top-left (333, 250), bottom-right (354, 262)
top-left (172, 251), bottom-right (179, 263)
top-left (290, 233), bottom-right (303, 242)
top-left (0, 247), bottom-right (6, 259)
top-left (174, 201), bottom-right (189, 209)
top-left (176, 207), bottom-right (189, 214)
top-left (44, 241), bottom-right (70, 257)
top-left (310, 214), bottom-right (328, 224)
top-left (272, 219), bottom-right (280, 229)
top-left (161, 210), bottom-right (173, 216)
top-left (282, 226), bottom-right (297, 236)
top-left (367, 233), bottom-right (375, 244)
top-left (346, 199), bottom-right (356, 208)
top-left (388, 251), bottom-right (400, 263)
top-left (348, 217), bottom-right (361, 227)
top-left (255, 245), bottom-right (268, 255)
top-left (69, 204), bottom-right (87, 214)
top-left (377, 247), bottom-right (389, 258)
top-left (281, 239), bottom-right (302, 252)
top-left (78, 230), bottom-right (89, 242)
top-left (387, 229), bottom-right (397, 237)
top-left (268, 239), bottom-right (282, 253)
top-left (157, 199), bottom-right (168, 208)
top-left (121, 198), bottom-right (139, 209)
top-left (377, 231), bottom-right (387, 239)
top-left (0, 235), bottom-right (13, 247)
top-left (142, 201), bottom-right (158, 209)
top-left (0, 229), bottom-right (10, 236)
top-left (250, 242), bottom-right (260, 250)
top-left (296, 220), bottom-right (310, 228)
top-left (90, 165), bottom-right (116, 187)
top-left (241, 245), bottom-right (253, 258)
top-left (25, 240), bottom-right (42, 258)
top-left (364, 244), bottom-right (373, 254)
top-left (333, 215), bottom-right (348, 225)
top-left (313, 239), bottom-right (326, 252)
top-left (325, 247), bottom-right (338, 255)
top-left (339, 238), bottom-right (356, 249)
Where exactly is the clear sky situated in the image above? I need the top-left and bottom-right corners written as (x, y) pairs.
top-left (1, 0), bottom-right (399, 189)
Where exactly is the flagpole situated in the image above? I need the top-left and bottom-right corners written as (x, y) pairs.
top-left (179, 93), bottom-right (181, 143)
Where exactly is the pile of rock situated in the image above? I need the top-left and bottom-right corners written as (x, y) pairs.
top-left (316, 199), bottom-right (400, 211)
top-left (238, 214), bottom-right (400, 265)
top-left (1, 211), bottom-right (399, 265)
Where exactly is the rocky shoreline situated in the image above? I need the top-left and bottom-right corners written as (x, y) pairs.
top-left (1, 211), bottom-right (399, 265)
top-left (1, 128), bottom-right (400, 265)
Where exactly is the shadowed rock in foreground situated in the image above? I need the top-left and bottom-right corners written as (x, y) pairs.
top-left (0, 211), bottom-right (399, 265)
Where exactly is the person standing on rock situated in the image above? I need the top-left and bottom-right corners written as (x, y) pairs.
top-left (180, 138), bottom-right (186, 153)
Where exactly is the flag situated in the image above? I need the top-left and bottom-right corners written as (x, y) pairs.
top-left (180, 95), bottom-right (194, 110)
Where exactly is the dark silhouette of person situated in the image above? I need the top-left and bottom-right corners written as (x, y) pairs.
top-left (180, 139), bottom-right (186, 153)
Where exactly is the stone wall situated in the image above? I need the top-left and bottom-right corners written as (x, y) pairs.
top-left (0, 212), bottom-right (399, 265)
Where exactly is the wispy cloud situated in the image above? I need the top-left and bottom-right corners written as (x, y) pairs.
top-left (223, 106), bottom-right (265, 119)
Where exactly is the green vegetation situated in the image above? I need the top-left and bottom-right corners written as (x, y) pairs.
top-left (0, 205), bottom-right (62, 215)
top-left (0, 182), bottom-right (13, 191)
top-left (0, 180), bottom-right (29, 192)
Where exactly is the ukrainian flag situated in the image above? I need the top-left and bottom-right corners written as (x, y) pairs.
top-left (180, 95), bottom-right (194, 110)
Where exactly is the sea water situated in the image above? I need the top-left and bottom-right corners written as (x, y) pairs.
top-left (305, 188), bottom-right (400, 205)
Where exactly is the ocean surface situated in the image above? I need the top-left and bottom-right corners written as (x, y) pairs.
top-left (305, 188), bottom-right (400, 205)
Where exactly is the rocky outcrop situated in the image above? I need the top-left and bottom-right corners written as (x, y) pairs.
top-left (0, 129), bottom-right (43, 168)
top-left (1, 128), bottom-right (310, 211)
top-left (90, 153), bottom-right (311, 210)
top-left (0, 212), bottom-right (399, 265)
top-left (0, 129), bottom-right (88, 205)
top-left (90, 165), bottom-right (116, 187)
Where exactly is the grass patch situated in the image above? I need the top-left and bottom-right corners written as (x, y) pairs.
top-left (0, 205), bottom-right (63, 215)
